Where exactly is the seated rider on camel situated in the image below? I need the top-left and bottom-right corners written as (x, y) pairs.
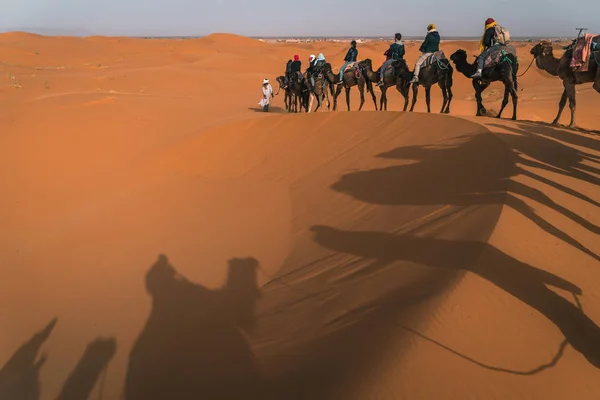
top-left (288, 55), bottom-right (303, 86)
top-left (338, 40), bottom-right (358, 85)
top-left (472, 18), bottom-right (500, 78)
top-left (411, 24), bottom-right (441, 83)
top-left (307, 53), bottom-right (327, 91)
top-left (377, 33), bottom-right (405, 86)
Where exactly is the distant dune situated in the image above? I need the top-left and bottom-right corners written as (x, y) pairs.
top-left (0, 32), bottom-right (599, 400)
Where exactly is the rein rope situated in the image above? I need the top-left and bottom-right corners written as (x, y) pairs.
top-left (516, 56), bottom-right (536, 77)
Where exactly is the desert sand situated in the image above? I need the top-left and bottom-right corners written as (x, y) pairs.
top-left (0, 32), bottom-right (599, 400)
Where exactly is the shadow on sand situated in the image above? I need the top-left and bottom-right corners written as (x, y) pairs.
top-left (0, 319), bottom-right (117, 400)
top-left (124, 255), bottom-right (263, 400)
top-left (330, 132), bottom-right (599, 262)
top-left (310, 225), bottom-right (600, 370)
top-left (247, 106), bottom-right (287, 114)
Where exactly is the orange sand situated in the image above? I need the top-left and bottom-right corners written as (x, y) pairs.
top-left (1, 32), bottom-right (599, 400)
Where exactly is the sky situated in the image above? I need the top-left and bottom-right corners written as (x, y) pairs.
top-left (1, 0), bottom-right (598, 37)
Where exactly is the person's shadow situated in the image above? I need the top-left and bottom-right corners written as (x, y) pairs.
top-left (0, 318), bottom-right (117, 400)
top-left (124, 255), bottom-right (263, 400)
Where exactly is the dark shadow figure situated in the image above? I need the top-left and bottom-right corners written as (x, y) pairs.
top-left (487, 122), bottom-right (600, 187)
top-left (0, 318), bottom-right (56, 400)
top-left (247, 106), bottom-right (287, 114)
top-left (124, 255), bottom-right (263, 400)
top-left (310, 225), bottom-right (600, 370)
top-left (57, 338), bottom-right (117, 400)
top-left (0, 318), bottom-right (117, 400)
top-left (330, 134), bottom-right (599, 261)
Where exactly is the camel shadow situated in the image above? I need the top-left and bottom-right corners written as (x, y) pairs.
top-left (310, 225), bottom-right (600, 370)
top-left (247, 106), bottom-right (287, 114)
top-left (124, 255), bottom-right (263, 400)
top-left (487, 122), bottom-right (600, 187)
top-left (330, 133), bottom-right (599, 262)
top-left (0, 318), bottom-right (117, 400)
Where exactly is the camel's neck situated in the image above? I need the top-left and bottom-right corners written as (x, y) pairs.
top-left (454, 59), bottom-right (476, 77)
top-left (363, 65), bottom-right (379, 81)
top-left (535, 53), bottom-right (560, 76)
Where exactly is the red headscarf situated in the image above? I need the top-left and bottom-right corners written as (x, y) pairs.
top-left (294, 55), bottom-right (299, 61)
top-left (485, 18), bottom-right (495, 25)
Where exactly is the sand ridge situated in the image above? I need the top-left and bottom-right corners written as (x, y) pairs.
top-left (1, 33), bottom-right (599, 399)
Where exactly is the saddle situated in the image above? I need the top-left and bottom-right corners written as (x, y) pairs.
top-left (419, 51), bottom-right (448, 69)
top-left (343, 61), bottom-right (358, 73)
top-left (570, 33), bottom-right (600, 72)
top-left (482, 45), bottom-right (517, 69)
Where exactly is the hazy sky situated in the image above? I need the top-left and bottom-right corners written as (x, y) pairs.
top-left (2, 0), bottom-right (598, 37)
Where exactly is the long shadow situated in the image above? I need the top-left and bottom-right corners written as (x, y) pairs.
top-left (487, 122), bottom-right (600, 186)
top-left (247, 106), bottom-right (287, 114)
top-left (310, 225), bottom-right (600, 370)
top-left (331, 134), bottom-right (599, 261)
top-left (0, 318), bottom-right (56, 400)
top-left (0, 319), bottom-right (116, 400)
top-left (124, 255), bottom-right (263, 400)
top-left (57, 338), bottom-right (117, 400)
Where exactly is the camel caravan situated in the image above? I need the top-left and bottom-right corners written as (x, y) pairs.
top-left (272, 18), bottom-right (599, 127)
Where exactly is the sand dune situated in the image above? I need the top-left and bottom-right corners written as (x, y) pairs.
top-left (1, 33), bottom-right (599, 399)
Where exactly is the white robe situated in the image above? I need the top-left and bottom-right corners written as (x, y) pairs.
top-left (258, 84), bottom-right (273, 107)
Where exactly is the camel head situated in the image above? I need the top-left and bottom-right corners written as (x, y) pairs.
top-left (275, 75), bottom-right (287, 89)
top-left (361, 58), bottom-right (373, 69)
top-left (450, 49), bottom-right (468, 64)
top-left (530, 40), bottom-right (553, 58)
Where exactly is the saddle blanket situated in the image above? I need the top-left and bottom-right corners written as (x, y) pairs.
top-left (343, 61), bottom-right (358, 72)
top-left (419, 51), bottom-right (448, 68)
top-left (570, 33), bottom-right (600, 72)
top-left (483, 45), bottom-right (517, 69)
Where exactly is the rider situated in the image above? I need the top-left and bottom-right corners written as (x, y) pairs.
top-left (289, 54), bottom-right (302, 85)
top-left (377, 33), bottom-right (405, 86)
top-left (410, 24), bottom-right (440, 83)
top-left (471, 18), bottom-right (499, 78)
top-left (310, 53), bottom-right (327, 89)
top-left (338, 40), bottom-right (358, 85)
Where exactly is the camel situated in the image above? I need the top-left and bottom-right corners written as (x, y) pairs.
top-left (275, 76), bottom-right (292, 111)
top-left (305, 70), bottom-right (332, 112)
top-left (392, 57), bottom-right (453, 114)
top-left (361, 59), bottom-right (410, 111)
top-left (323, 62), bottom-right (378, 111)
top-left (286, 73), bottom-right (309, 113)
top-left (530, 38), bottom-right (600, 128)
top-left (450, 48), bottom-right (519, 120)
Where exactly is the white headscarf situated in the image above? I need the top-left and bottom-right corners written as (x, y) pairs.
top-left (263, 78), bottom-right (269, 85)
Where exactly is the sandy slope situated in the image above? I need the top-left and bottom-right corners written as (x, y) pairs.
top-left (1, 32), bottom-right (599, 400)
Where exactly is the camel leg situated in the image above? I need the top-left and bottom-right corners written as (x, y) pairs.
top-left (439, 81), bottom-right (448, 114)
top-left (380, 86), bottom-right (387, 111)
top-left (594, 71), bottom-right (600, 93)
top-left (333, 85), bottom-right (343, 111)
top-left (308, 93), bottom-right (314, 113)
top-left (425, 86), bottom-right (432, 113)
top-left (496, 84), bottom-right (510, 119)
top-left (398, 84), bottom-right (409, 112)
top-left (445, 82), bottom-right (453, 114)
top-left (552, 89), bottom-right (568, 125)
top-left (367, 82), bottom-right (378, 111)
top-left (473, 80), bottom-right (486, 116)
top-left (409, 84), bottom-right (418, 112)
top-left (510, 83), bottom-right (518, 121)
top-left (357, 84), bottom-right (366, 111)
top-left (565, 83), bottom-right (576, 128)
top-left (345, 86), bottom-right (352, 111)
